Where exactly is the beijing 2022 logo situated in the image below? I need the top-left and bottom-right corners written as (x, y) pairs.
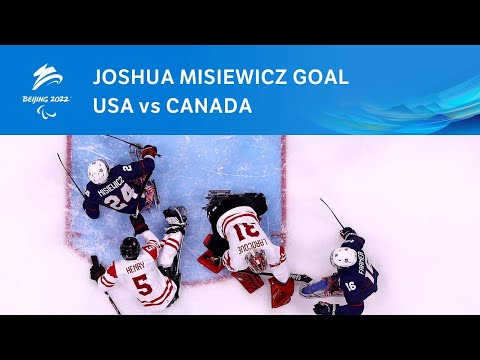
top-left (22, 64), bottom-right (72, 120)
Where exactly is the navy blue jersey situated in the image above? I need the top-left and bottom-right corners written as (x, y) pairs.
top-left (82, 158), bottom-right (155, 218)
top-left (336, 234), bottom-right (379, 315)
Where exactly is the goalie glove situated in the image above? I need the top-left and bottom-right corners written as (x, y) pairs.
top-left (142, 145), bottom-right (158, 159)
top-left (129, 213), bottom-right (150, 235)
top-left (313, 301), bottom-right (337, 315)
top-left (269, 276), bottom-right (294, 308)
top-left (244, 192), bottom-right (268, 217)
top-left (90, 263), bottom-right (106, 282)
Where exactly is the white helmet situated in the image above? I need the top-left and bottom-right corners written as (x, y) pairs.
top-left (330, 247), bottom-right (357, 269)
top-left (88, 159), bottom-right (110, 185)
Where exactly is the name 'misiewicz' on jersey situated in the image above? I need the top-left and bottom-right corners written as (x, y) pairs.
top-left (217, 205), bottom-right (290, 284)
top-left (336, 233), bottom-right (379, 315)
top-left (97, 229), bottom-right (182, 310)
top-left (82, 157), bottom-right (155, 218)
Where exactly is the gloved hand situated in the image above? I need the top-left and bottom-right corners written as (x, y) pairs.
top-left (340, 227), bottom-right (356, 239)
top-left (269, 277), bottom-right (294, 308)
top-left (90, 264), bottom-right (106, 281)
top-left (142, 145), bottom-right (158, 159)
top-left (130, 213), bottom-right (150, 235)
top-left (313, 301), bottom-right (337, 315)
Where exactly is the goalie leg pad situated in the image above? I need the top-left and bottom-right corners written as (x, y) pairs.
top-left (244, 193), bottom-right (268, 216)
top-left (231, 271), bottom-right (265, 294)
top-left (269, 277), bottom-right (294, 308)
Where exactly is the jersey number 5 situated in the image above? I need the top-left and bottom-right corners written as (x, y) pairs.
top-left (104, 183), bottom-right (138, 210)
top-left (132, 274), bottom-right (153, 296)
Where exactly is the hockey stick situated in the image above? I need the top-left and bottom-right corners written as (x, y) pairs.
top-left (237, 270), bottom-right (313, 283)
top-left (171, 230), bottom-right (184, 302)
top-left (91, 255), bottom-right (121, 315)
top-left (57, 153), bottom-right (85, 198)
top-left (167, 207), bottom-right (187, 303)
top-left (207, 254), bottom-right (313, 283)
top-left (319, 197), bottom-right (345, 229)
top-left (151, 179), bottom-right (160, 209)
top-left (105, 135), bottom-right (161, 158)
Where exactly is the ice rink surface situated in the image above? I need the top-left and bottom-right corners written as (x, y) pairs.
top-left (67, 135), bottom-right (284, 284)
top-left (1, 135), bottom-right (480, 315)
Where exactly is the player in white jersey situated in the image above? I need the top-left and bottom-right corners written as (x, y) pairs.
top-left (200, 192), bottom-right (294, 308)
top-left (217, 206), bottom-right (290, 284)
top-left (90, 206), bottom-right (187, 312)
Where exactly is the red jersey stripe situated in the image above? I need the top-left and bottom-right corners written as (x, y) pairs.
top-left (221, 213), bottom-right (258, 237)
top-left (101, 276), bottom-right (115, 287)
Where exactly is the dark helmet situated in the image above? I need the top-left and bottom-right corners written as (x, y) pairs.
top-left (120, 237), bottom-right (141, 260)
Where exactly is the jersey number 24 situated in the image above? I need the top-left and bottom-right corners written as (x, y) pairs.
top-left (104, 182), bottom-right (138, 210)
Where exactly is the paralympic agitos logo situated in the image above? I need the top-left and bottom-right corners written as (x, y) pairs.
top-left (22, 64), bottom-right (72, 120)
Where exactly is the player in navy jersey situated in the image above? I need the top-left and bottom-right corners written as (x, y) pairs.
top-left (300, 227), bottom-right (379, 315)
top-left (82, 145), bottom-right (157, 219)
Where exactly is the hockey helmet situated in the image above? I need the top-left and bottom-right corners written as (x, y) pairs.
top-left (330, 247), bottom-right (357, 269)
top-left (245, 248), bottom-right (268, 273)
top-left (88, 159), bottom-right (110, 185)
top-left (120, 237), bottom-right (141, 260)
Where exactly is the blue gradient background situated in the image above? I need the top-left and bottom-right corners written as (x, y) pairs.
top-left (2, 45), bottom-right (480, 134)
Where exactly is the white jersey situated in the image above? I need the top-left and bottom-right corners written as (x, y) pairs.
top-left (217, 206), bottom-right (290, 284)
top-left (98, 229), bottom-right (183, 311)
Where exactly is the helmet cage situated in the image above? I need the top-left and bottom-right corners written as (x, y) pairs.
top-left (245, 248), bottom-right (268, 273)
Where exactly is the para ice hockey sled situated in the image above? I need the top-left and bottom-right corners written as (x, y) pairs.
top-left (128, 143), bottom-right (160, 211)
top-left (299, 274), bottom-right (344, 298)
